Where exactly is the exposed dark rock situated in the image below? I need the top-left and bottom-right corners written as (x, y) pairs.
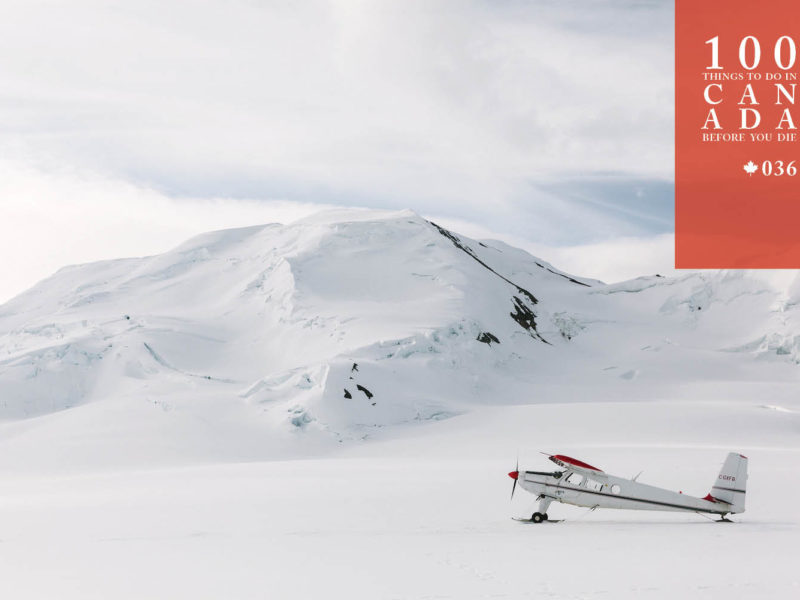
top-left (428, 221), bottom-right (540, 304)
top-left (356, 384), bottom-right (373, 399)
top-left (534, 261), bottom-right (590, 287)
top-left (510, 296), bottom-right (536, 331)
top-left (351, 362), bottom-right (359, 372)
top-left (429, 220), bottom-right (553, 342)
top-left (344, 389), bottom-right (352, 399)
top-left (477, 332), bottom-right (500, 345)
top-left (510, 296), bottom-right (549, 343)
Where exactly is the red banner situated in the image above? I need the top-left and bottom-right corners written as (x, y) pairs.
top-left (676, 0), bottom-right (800, 267)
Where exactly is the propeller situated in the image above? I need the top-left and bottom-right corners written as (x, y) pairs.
top-left (509, 453), bottom-right (519, 499)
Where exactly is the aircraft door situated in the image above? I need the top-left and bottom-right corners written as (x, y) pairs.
top-left (557, 470), bottom-right (586, 503)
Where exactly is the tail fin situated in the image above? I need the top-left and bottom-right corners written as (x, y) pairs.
top-left (710, 452), bottom-right (748, 513)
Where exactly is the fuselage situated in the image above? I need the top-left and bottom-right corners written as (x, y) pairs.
top-left (519, 469), bottom-right (732, 515)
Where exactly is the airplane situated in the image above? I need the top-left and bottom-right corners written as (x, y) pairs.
top-left (508, 452), bottom-right (747, 523)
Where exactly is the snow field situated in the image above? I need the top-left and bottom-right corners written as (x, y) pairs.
top-left (0, 400), bottom-right (797, 599)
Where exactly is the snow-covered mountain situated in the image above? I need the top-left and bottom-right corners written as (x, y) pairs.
top-left (3, 208), bottom-right (800, 599)
top-left (1, 208), bottom-right (799, 466)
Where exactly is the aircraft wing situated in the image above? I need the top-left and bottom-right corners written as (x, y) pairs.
top-left (547, 454), bottom-right (604, 473)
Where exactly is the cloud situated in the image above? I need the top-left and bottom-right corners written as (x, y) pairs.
top-left (0, 1), bottom-right (684, 299)
top-left (537, 234), bottom-right (678, 284)
top-left (0, 1), bottom-right (673, 235)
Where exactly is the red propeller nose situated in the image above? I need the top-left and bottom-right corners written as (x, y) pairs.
top-left (508, 471), bottom-right (519, 480)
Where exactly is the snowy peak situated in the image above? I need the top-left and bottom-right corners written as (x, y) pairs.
top-left (0, 209), bottom-right (798, 447)
top-left (0, 211), bottom-right (564, 421)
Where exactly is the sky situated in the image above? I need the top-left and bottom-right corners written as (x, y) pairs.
top-left (0, 0), bottom-right (676, 303)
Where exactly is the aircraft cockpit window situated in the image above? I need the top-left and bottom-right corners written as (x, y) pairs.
top-left (565, 472), bottom-right (584, 486)
top-left (585, 478), bottom-right (604, 492)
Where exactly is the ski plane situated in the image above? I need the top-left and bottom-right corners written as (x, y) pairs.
top-left (509, 452), bottom-right (747, 523)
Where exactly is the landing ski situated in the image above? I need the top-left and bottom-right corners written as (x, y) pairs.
top-left (512, 517), bottom-right (563, 523)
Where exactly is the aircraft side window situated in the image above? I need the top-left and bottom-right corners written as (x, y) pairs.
top-left (565, 472), bottom-right (584, 486)
top-left (610, 484), bottom-right (621, 495)
top-left (585, 478), bottom-right (604, 492)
